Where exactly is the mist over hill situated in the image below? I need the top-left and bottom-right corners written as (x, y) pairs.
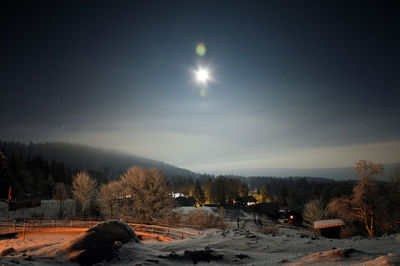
top-left (0, 140), bottom-right (196, 179)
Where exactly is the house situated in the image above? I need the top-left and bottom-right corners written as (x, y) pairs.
top-left (170, 192), bottom-right (184, 198)
top-left (175, 196), bottom-right (196, 207)
top-left (234, 196), bottom-right (257, 206)
top-left (285, 209), bottom-right (303, 224)
top-left (314, 219), bottom-right (345, 239)
top-left (250, 202), bottom-right (280, 219)
top-left (8, 198), bottom-right (41, 211)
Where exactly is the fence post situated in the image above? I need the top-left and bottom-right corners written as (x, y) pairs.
top-left (52, 220), bottom-right (55, 228)
top-left (31, 220), bottom-right (34, 231)
top-left (23, 220), bottom-right (26, 240)
top-left (13, 220), bottom-right (16, 231)
top-left (71, 220), bottom-right (73, 228)
top-left (181, 232), bottom-right (184, 239)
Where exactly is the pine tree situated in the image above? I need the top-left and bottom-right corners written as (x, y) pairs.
top-left (192, 180), bottom-right (204, 206)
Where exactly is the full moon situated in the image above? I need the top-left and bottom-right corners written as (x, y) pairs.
top-left (196, 68), bottom-right (209, 83)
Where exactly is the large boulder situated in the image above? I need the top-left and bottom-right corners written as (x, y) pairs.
top-left (47, 219), bottom-right (140, 265)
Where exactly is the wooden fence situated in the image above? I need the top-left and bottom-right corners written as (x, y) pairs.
top-left (0, 219), bottom-right (202, 241)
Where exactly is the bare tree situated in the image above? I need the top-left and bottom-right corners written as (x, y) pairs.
top-left (328, 160), bottom-right (383, 238)
top-left (53, 182), bottom-right (68, 217)
top-left (100, 180), bottom-right (123, 217)
top-left (353, 160), bottom-right (383, 237)
top-left (303, 198), bottom-right (327, 225)
top-left (72, 171), bottom-right (97, 217)
top-left (119, 167), bottom-right (173, 223)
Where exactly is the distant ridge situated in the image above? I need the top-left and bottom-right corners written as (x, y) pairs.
top-left (0, 140), bottom-right (196, 179)
top-left (218, 164), bottom-right (399, 181)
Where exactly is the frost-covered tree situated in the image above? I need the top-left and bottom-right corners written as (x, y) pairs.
top-left (72, 171), bottom-right (97, 216)
top-left (120, 167), bottom-right (173, 223)
top-left (328, 160), bottom-right (383, 238)
top-left (303, 198), bottom-right (327, 225)
top-left (100, 180), bottom-right (124, 217)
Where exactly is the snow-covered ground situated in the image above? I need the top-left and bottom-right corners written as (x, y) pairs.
top-left (173, 206), bottom-right (220, 215)
top-left (1, 213), bottom-right (399, 265)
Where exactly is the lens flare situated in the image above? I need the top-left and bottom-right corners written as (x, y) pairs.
top-left (199, 87), bottom-right (207, 98)
top-left (196, 43), bottom-right (206, 56)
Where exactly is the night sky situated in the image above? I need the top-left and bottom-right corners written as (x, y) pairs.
top-left (1, 0), bottom-right (399, 174)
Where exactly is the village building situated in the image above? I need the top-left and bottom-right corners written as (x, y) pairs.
top-left (234, 195), bottom-right (257, 206)
top-left (175, 196), bottom-right (196, 207)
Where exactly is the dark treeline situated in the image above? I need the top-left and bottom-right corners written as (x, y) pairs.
top-left (0, 150), bottom-right (75, 198)
top-left (0, 140), bottom-right (195, 199)
top-left (245, 176), bottom-right (355, 207)
top-left (0, 149), bottom-right (110, 199)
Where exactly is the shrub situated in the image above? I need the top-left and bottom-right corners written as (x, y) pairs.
top-left (303, 198), bottom-right (327, 225)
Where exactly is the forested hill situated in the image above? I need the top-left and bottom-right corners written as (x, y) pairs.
top-left (0, 140), bottom-right (196, 198)
top-left (0, 141), bottom-right (195, 178)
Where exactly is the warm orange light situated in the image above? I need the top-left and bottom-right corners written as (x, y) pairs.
top-left (290, 215), bottom-right (294, 219)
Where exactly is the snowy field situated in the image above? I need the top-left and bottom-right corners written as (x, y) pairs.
top-left (1, 210), bottom-right (399, 265)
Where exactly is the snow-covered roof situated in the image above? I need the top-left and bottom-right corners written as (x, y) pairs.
top-left (314, 219), bottom-right (345, 229)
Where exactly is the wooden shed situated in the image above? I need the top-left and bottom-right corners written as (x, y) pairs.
top-left (314, 219), bottom-right (345, 239)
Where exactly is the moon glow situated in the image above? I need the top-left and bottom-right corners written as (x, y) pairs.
top-left (196, 68), bottom-right (209, 83)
